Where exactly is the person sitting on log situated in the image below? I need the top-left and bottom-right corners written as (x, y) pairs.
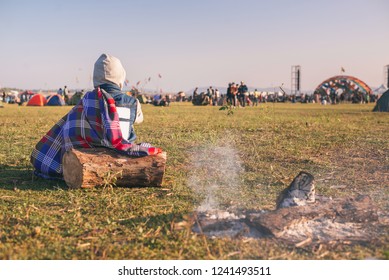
top-left (31, 53), bottom-right (162, 180)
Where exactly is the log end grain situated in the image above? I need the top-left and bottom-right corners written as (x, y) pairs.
top-left (62, 150), bottom-right (84, 189)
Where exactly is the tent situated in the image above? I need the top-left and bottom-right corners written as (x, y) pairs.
top-left (137, 94), bottom-right (148, 104)
top-left (19, 90), bottom-right (35, 102)
top-left (46, 94), bottom-right (65, 106)
top-left (373, 89), bottom-right (389, 112)
top-left (68, 91), bottom-right (85, 105)
top-left (373, 84), bottom-right (387, 95)
top-left (5, 90), bottom-right (19, 103)
top-left (27, 94), bottom-right (47, 106)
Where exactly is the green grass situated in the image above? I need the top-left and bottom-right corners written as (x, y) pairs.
top-left (0, 102), bottom-right (388, 259)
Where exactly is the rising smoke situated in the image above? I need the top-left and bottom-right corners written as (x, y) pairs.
top-left (188, 140), bottom-right (244, 212)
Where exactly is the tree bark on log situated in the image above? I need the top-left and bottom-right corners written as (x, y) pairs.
top-left (62, 148), bottom-right (167, 189)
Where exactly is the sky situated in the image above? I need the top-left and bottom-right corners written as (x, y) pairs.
top-left (0, 0), bottom-right (388, 93)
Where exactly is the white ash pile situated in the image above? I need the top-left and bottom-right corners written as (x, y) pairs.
top-left (192, 172), bottom-right (386, 247)
top-left (192, 209), bottom-right (263, 239)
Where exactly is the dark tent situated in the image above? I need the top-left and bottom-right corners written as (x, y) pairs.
top-left (68, 91), bottom-right (85, 105)
top-left (373, 89), bottom-right (389, 112)
top-left (46, 94), bottom-right (66, 106)
top-left (192, 93), bottom-right (210, 106)
top-left (137, 95), bottom-right (148, 104)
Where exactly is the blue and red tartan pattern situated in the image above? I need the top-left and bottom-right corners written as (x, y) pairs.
top-left (30, 88), bottom-right (162, 179)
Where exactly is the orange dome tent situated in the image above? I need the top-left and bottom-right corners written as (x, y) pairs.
top-left (27, 94), bottom-right (47, 106)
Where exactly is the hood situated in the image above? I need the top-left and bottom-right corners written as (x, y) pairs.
top-left (93, 53), bottom-right (126, 89)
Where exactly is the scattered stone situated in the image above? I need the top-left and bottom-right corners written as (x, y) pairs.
top-left (276, 171), bottom-right (315, 209)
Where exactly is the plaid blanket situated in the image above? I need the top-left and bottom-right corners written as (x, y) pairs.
top-left (31, 87), bottom-right (161, 179)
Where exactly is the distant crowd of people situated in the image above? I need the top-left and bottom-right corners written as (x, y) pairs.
top-left (191, 82), bottom-right (253, 107)
top-left (314, 89), bottom-right (377, 105)
top-left (192, 86), bottom-right (221, 106)
top-left (2, 90), bottom-right (34, 104)
top-left (191, 81), bottom-right (280, 107)
top-left (149, 94), bottom-right (171, 106)
top-left (189, 82), bottom-right (380, 107)
top-left (2, 84), bottom-right (380, 107)
top-left (1, 85), bottom-right (84, 105)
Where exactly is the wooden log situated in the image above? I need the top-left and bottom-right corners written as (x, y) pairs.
top-left (62, 148), bottom-right (167, 189)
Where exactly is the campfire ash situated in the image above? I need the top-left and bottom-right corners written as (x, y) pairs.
top-left (188, 145), bottom-right (386, 246)
top-left (192, 210), bottom-right (252, 238)
top-left (192, 194), bottom-right (383, 245)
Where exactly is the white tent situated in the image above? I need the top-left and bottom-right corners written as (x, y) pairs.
top-left (373, 84), bottom-right (387, 95)
top-left (9, 90), bottom-right (19, 96)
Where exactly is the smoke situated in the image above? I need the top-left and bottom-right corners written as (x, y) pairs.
top-left (188, 140), bottom-right (244, 212)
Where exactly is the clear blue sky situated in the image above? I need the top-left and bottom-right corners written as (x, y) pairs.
top-left (0, 0), bottom-right (388, 92)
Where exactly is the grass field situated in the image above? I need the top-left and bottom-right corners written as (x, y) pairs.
top-left (0, 102), bottom-right (388, 260)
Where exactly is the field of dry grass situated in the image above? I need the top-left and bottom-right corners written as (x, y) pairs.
top-left (0, 102), bottom-right (388, 259)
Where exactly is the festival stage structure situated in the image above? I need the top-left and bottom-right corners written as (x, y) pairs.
top-left (313, 75), bottom-right (372, 96)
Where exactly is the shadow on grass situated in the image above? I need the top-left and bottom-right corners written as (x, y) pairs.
top-left (0, 164), bottom-right (68, 191)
